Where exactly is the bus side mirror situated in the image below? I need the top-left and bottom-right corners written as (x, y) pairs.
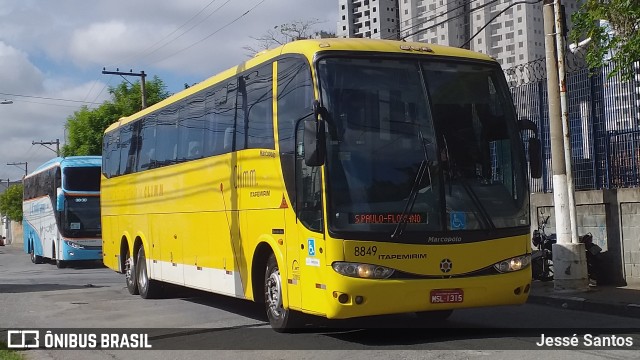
top-left (304, 100), bottom-right (327, 166)
top-left (304, 118), bottom-right (326, 166)
top-left (56, 188), bottom-right (64, 212)
top-left (528, 137), bottom-right (542, 179)
top-left (518, 118), bottom-right (542, 179)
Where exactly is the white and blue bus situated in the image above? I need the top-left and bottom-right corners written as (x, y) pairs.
top-left (23, 156), bottom-right (102, 268)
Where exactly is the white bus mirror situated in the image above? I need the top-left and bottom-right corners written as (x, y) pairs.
top-left (56, 188), bottom-right (65, 212)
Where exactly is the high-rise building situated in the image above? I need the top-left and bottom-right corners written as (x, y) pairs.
top-left (396, 0), bottom-right (582, 68)
top-left (337, 0), bottom-right (400, 39)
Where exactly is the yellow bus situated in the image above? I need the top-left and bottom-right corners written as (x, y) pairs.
top-left (101, 38), bottom-right (541, 331)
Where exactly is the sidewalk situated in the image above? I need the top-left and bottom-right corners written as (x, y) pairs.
top-left (528, 278), bottom-right (640, 318)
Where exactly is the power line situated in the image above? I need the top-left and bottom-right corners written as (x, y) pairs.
top-left (149, 0), bottom-right (268, 66)
top-left (459, 0), bottom-right (542, 48)
top-left (135, 0), bottom-right (232, 66)
top-left (388, 0), bottom-right (487, 40)
top-left (398, 0), bottom-right (502, 41)
top-left (0, 92), bottom-right (102, 105)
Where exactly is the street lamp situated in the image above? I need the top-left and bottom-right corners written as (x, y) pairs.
top-left (1, 100), bottom-right (13, 105)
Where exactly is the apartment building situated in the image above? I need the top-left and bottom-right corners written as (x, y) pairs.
top-left (356, 0), bottom-right (581, 69)
top-left (337, 0), bottom-right (400, 39)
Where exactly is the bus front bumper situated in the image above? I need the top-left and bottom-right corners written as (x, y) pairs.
top-left (316, 268), bottom-right (531, 319)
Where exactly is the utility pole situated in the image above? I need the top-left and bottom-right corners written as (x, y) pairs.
top-left (7, 162), bottom-right (27, 177)
top-left (542, 0), bottom-right (588, 292)
top-left (102, 68), bottom-right (147, 109)
top-left (32, 139), bottom-right (60, 156)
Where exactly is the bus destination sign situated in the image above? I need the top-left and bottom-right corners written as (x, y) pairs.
top-left (349, 213), bottom-right (426, 224)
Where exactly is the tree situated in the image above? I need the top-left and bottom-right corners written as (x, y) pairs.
top-left (244, 19), bottom-right (336, 56)
top-left (570, 0), bottom-right (640, 81)
top-left (62, 76), bottom-right (171, 156)
top-left (0, 184), bottom-right (23, 222)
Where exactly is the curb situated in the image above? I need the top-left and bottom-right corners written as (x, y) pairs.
top-left (528, 294), bottom-right (640, 319)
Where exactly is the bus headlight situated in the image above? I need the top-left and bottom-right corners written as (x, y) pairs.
top-left (493, 254), bottom-right (531, 273)
top-left (332, 262), bottom-right (395, 279)
top-left (64, 240), bottom-right (85, 250)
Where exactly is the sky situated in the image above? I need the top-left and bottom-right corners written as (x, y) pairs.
top-left (0, 0), bottom-right (338, 183)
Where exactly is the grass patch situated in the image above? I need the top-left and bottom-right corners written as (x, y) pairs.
top-left (0, 341), bottom-right (24, 360)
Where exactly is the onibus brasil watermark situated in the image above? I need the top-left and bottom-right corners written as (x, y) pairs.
top-left (7, 330), bottom-right (152, 349)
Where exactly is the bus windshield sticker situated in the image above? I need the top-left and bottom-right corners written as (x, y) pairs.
top-left (70, 223), bottom-right (81, 230)
top-left (450, 212), bottom-right (466, 230)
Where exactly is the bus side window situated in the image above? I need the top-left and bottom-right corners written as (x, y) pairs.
top-left (179, 95), bottom-right (205, 161)
top-left (155, 106), bottom-right (180, 166)
top-left (276, 57), bottom-right (314, 215)
top-left (136, 116), bottom-right (157, 171)
top-left (244, 63), bottom-right (275, 150)
top-left (118, 123), bottom-right (133, 176)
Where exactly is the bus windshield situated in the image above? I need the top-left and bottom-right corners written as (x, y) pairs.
top-left (318, 57), bottom-right (528, 242)
top-left (63, 167), bottom-right (101, 192)
top-left (62, 196), bottom-right (101, 238)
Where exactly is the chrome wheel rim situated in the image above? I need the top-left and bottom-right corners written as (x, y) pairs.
top-left (125, 255), bottom-right (134, 285)
top-left (138, 259), bottom-right (148, 291)
top-left (265, 269), bottom-right (283, 318)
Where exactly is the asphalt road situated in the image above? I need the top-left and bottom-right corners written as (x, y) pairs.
top-left (2, 245), bottom-right (640, 360)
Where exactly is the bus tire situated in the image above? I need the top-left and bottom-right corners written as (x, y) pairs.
top-left (264, 253), bottom-right (301, 332)
top-left (136, 246), bottom-right (161, 299)
top-left (125, 249), bottom-right (139, 295)
top-left (415, 309), bottom-right (453, 322)
top-left (30, 242), bottom-right (43, 264)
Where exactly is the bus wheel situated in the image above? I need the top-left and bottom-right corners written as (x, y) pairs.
top-left (415, 309), bottom-right (453, 322)
top-left (30, 243), bottom-right (42, 264)
top-left (125, 249), bottom-right (139, 295)
top-left (264, 254), bottom-right (301, 332)
top-left (136, 247), bottom-right (161, 299)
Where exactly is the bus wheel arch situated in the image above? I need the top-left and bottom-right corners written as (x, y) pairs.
top-left (258, 246), bottom-right (302, 332)
top-left (29, 239), bottom-right (42, 264)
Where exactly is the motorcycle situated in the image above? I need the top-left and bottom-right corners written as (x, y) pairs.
top-left (531, 216), bottom-right (603, 284)
top-left (531, 216), bottom-right (555, 281)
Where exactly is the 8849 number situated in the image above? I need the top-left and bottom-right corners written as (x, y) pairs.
top-left (354, 246), bottom-right (377, 257)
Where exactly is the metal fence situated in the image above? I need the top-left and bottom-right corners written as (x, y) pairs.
top-left (506, 56), bottom-right (640, 193)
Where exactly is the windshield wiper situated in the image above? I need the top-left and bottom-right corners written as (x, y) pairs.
top-left (391, 129), bottom-right (432, 240)
top-left (458, 178), bottom-right (495, 230)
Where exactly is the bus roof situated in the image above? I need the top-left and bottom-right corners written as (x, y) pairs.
top-left (26, 156), bottom-right (102, 178)
top-left (105, 38), bottom-right (496, 133)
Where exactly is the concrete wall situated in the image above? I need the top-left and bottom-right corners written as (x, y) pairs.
top-left (531, 189), bottom-right (639, 285)
top-left (7, 220), bottom-right (23, 247)
top-left (618, 188), bottom-right (640, 281)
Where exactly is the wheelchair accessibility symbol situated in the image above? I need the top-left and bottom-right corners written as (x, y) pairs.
top-left (308, 239), bottom-right (316, 256)
top-left (450, 212), bottom-right (466, 230)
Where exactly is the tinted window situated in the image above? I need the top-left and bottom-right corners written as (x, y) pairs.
top-left (206, 81), bottom-right (238, 154)
top-left (178, 94), bottom-right (206, 161)
top-left (136, 115), bottom-right (157, 171)
top-left (103, 129), bottom-right (120, 178)
top-left (118, 124), bottom-right (133, 176)
top-left (64, 167), bottom-right (101, 191)
top-left (155, 105), bottom-right (180, 166)
top-left (243, 64), bottom-right (275, 149)
top-left (277, 57), bottom-right (313, 155)
top-left (203, 85), bottom-right (232, 157)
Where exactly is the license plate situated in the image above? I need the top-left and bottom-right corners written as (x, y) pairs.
top-left (430, 289), bottom-right (464, 303)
